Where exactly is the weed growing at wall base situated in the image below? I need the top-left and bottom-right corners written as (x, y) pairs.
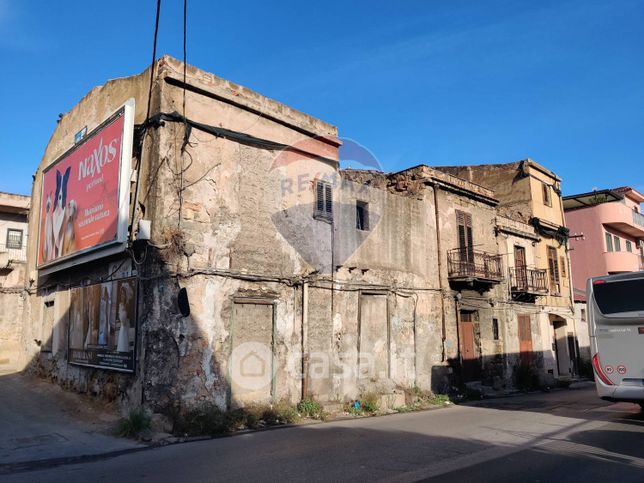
top-left (116, 409), bottom-right (151, 438)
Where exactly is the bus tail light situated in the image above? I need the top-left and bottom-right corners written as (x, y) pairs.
top-left (592, 353), bottom-right (614, 386)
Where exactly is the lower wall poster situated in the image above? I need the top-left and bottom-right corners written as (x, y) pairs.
top-left (68, 277), bottom-right (137, 372)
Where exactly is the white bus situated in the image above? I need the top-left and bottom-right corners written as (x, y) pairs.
top-left (587, 271), bottom-right (644, 409)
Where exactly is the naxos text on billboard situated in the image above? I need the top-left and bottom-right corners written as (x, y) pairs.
top-left (38, 101), bottom-right (134, 268)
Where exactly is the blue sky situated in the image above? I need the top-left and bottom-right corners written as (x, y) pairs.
top-left (1, 0), bottom-right (643, 196)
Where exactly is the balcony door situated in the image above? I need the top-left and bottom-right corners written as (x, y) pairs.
top-left (514, 245), bottom-right (527, 289)
top-left (456, 210), bottom-right (474, 265)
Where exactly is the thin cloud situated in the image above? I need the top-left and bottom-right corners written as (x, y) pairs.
top-left (0, 0), bottom-right (51, 52)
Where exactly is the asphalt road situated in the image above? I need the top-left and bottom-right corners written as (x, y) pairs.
top-left (2, 382), bottom-right (643, 482)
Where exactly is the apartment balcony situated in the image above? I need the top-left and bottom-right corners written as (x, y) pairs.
top-left (510, 267), bottom-right (548, 302)
top-left (447, 248), bottom-right (503, 289)
top-left (598, 202), bottom-right (644, 238)
top-left (0, 243), bottom-right (27, 271)
top-left (603, 250), bottom-right (644, 274)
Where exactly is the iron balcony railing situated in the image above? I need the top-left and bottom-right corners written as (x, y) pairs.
top-left (510, 267), bottom-right (548, 294)
top-left (0, 243), bottom-right (27, 263)
top-left (447, 248), bottom-right (503, 282)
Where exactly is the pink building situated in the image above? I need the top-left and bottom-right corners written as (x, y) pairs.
top-left (564, 187), bottom-right (644, 301)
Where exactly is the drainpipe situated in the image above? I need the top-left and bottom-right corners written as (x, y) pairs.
top-left (301, 281), bottom-right (309, 400)
top-left (432, 184), bottom-right (447, 361)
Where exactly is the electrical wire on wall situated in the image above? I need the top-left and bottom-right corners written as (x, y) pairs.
top-left (130, 0), bottom-right (162, 243)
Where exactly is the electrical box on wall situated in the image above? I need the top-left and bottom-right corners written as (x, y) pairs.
top-left (137, 220), bottom-right (151, 241)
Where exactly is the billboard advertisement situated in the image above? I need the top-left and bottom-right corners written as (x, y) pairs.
top-left (68, 277), bottom-right (138, 372)
top-left (38, 100), bottom-right (134, 269)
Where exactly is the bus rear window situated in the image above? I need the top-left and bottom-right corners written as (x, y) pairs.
top-left (594, 278), bottom-right (644, 315)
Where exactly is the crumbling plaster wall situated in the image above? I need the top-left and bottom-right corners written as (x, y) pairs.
top-left (435, 163), bottom-right (534, 223)
top-left (0, 289), bottom-right (25, 370)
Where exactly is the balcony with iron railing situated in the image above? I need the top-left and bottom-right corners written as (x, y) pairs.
top-left (447, 248), bottom-right (504, 284)
top-left (0, 243), bottom-right (27, 267)
top-left (510, 266), bottom-right (548, 295)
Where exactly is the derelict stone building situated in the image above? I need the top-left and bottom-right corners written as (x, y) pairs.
top-left (18, 57), bottom-right (579, 417)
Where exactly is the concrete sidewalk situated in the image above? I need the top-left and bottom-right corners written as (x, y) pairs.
top-left (0, 370), bottom-right (142, 467)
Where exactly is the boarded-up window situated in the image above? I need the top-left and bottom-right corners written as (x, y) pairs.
top-left (456, 210), bottom-right (473, 261)
top-left (547, 247), bottom-right (560, 293)
top-left (315, 180), bottom-right (333, 221)
top-left (231, 301), bottom-right (275, 407)
top-left (359, 294), bottom-right (388, 381)
top-left (542, 183), bottom-right (552, 207)
top-left (41, 301), bottom-right (54, 352)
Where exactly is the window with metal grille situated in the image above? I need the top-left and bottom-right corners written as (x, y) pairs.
top-left (547, 246), bottom-right (560, 293)
top-left (456, 210), bottom-right (473, 261)
top-left (613, 235), bottom-right (621, 252)
top-left (492, 318), bottom-right (499, 340)
top-left (314, 180), bottom-right (333, 221)
top-left (6, 229), bottom-right (23, 249)
top-left (542, 182), bottom-right (552, 207)
top-left (356, 201), bottom-right (369, 231)
top-left (626, 240), bottom-right (632, 252)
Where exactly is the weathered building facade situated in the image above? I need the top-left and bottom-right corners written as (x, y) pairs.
top-left (18, 58), bottom-right (579, 419)
top-left (436, 161), bottom-right (578, 383)
top-left (0, 191), bottom-right (29, 371)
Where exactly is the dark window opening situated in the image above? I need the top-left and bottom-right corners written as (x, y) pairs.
top-left (492, 318), bottom-right (499, 340)
top-left (356, 201), bottom-right (369, 231)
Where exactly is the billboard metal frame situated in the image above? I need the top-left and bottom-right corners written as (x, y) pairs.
top-left (37, 98), bottom-right (135, 275)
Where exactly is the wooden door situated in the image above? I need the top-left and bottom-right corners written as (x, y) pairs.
top-left (459, 312), bottom-right (480, 381)
top-left (514, 246), bottom-right (527, 289)
top-left (518, 314), bottom-right (533, 366)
